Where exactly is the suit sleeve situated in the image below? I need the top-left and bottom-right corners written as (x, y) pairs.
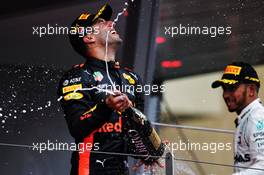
top-left (57, 69), bottom-right (112, 140)
top-left (232, 111), bottom-right (264, 175)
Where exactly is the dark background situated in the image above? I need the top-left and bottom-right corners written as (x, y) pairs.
top-left (0, 0), bottom-right (263, 174)
top-left (0, 1), bottom-right (129, 174)
top-left (156, 0), bottom-right (264, 80)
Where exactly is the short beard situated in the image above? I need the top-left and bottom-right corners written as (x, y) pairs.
top-left (235, 87), bottom-right (248, 114)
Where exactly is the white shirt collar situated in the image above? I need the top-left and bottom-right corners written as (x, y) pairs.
top-left (237, 98), bottom-right (261, 123)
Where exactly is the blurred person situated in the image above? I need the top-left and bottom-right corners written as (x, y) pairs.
top-left (212, 62), bottom-right (264, 175)
top-left (57, 4), bottom-right (145, 175)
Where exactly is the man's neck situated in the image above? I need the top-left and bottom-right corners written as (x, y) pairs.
top-left (236, 97), bottom-right (258, 115)
top-left (87, 47), bottom-right (116, 62)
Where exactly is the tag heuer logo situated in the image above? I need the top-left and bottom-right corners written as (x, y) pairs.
top-left (63, 80), bottom-right (69, 86)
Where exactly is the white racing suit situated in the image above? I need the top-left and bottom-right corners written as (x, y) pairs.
top-left (233, 98), bottom-right (264, 175)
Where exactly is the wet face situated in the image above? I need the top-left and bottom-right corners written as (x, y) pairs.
top-left (222, 84), bottom-right (248, 114)
top-left (91, 18), bottom-right (122, 45)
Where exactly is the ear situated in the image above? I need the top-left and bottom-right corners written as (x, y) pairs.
top-left (248, 84), bottom-right (255, 97)
top-left (83, 35), bottom-right (95, 44)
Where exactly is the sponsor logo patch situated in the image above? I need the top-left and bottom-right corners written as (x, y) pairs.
top-left (255, 138), bottom-right (264, 142)
top-left (63, 80), bottom-right (69, 86)
top-left (253, 131), bottom-right (264, 138)
top-left (78, 13), bottom-right (90, 20)
top-left (70, 77), bottom-right (81, 84)
top-left (63, 77), bottom-right (82, 86)
top-left (93, 5), bottom-right (106, 21)
top-left (93, 71), bottom-right (104, 82)
top-left (219, 79), bottom-right (238, 85)
top-left (224, 65), bottom-right (242, 75)
top-left (62, 84), bottom-right (82, 94)
top-left (257, 142), bottom-right (264, 148)
top-left (64, 92), bottom-right (83, 101)
top-left (83, 105), bottom-right (97, 115)
top-left (234, 154), bottom-right (250, 162)
top-left (96, 117), bottom-right (122, 133)
top-left (123, 73), bottom-right (135, 84)
top-left (245, 76), bottom-right (260, 82)
top-left (257, 121), bottom-right (264, 131)
top-left (80, 113), bottom-right (92, 120)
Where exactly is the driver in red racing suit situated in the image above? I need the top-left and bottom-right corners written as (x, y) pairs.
top-left (57, 4), bottom-right (144, 175)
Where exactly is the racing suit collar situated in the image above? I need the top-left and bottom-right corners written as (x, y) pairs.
top-left (236, 98), bottom-right (261, 127)
top-left (85, 57), bottom-right (120, 70)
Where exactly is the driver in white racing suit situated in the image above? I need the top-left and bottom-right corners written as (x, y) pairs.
top-left (212, 62), bottom-right (264, 175)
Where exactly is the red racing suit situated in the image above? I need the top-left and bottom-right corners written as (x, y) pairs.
top-left (57, 58), bottom-right (144, 175)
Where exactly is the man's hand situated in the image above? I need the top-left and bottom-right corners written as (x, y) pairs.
top-left (132, 159), bottom-right (164, 173)
top-left (132, 140), bottom-right (168, 172)
top-left (105, 91), bottom-right (132, 112)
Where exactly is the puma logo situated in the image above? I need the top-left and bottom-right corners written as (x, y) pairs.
top-left (96, 159), bottom-right (106, 167)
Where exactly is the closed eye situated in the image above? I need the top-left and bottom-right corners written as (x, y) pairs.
top-left (95, 18), bottom-right (105, 24)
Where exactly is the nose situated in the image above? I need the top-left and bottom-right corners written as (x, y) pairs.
top-left (223, 90), bottom-right (230, 99)
top-left (106, 21), bottom-right (115, 28)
